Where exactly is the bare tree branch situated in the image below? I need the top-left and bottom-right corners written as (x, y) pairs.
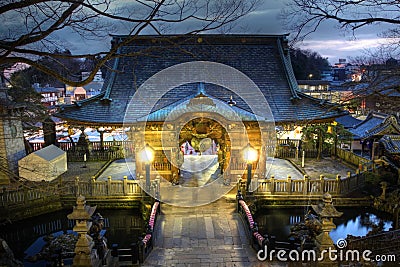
top-left (1, 0), bottom-right (257, 86)
top-left (282, 0), bottom-right (400, 44)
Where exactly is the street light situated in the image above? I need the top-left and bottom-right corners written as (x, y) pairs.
top-left (140, 143), bottom-right (155, 191)
top-left (243, 143), bottom-right (258, 192)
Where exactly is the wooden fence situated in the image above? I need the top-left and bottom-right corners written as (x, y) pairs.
top-left (29, 141), bottom-right (134, 162)
top-left (30, 139), bottom-right (325, 162)
top-left (336, 147), bottom-right (370, 167)
top-left (275, 139), bottom-right (323, 159)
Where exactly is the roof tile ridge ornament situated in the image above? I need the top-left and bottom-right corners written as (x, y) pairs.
top-left (101, 48), bottom-right (122, 103)
top-left (277, 36), bottom-right (301, 101)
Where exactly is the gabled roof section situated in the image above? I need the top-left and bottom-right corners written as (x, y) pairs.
top-left (380, 135), bottom-right (400, 154)
top-left (348, 112), bottom-right (400, 139)
top-left (55, 34), bottom-right (346, 125)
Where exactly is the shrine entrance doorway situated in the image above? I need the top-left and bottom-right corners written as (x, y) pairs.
top-left (178, 118), bottom-right (230, 186)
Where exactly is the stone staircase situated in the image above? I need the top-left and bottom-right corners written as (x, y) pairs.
top-left (141, 197), bottom-right (260, 267)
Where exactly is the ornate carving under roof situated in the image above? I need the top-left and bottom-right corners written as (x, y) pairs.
top-left (380, 135), bottom-right (400, 154)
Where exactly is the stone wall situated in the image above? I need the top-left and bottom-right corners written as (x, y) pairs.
top-left (0, 116), bottom-right (26, 184)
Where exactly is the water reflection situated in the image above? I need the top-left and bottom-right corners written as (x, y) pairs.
top-left (255, 207), bottom-right (393, 243)
top-left (0, 208), bottom-right (144, 265)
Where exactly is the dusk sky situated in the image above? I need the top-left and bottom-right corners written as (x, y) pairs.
top-left (4, 0), bottom-right (390, 65)
top-left (56, 0), bottom-right (390, 65)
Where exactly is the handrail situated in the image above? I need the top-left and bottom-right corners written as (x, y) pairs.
top-left (237, 191), bottom-right (265, 249)
top-left (139, 201), bottom-right (160, 263)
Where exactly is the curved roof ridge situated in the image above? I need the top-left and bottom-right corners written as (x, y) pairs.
top-left (101, 47), bottom-right (122, 102)
top-left (277, 37), bottom-right (300, 100)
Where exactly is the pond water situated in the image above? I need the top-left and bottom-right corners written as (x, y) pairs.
top-left (255, 206), bottom-right (393, 243)
top-left (1, 205), bottom-right (394, 266)
top-left (0, 208), bottom-right (144, 266)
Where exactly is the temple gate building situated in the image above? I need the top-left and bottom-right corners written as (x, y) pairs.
top-left (56, 35), bottom-right (346, 200)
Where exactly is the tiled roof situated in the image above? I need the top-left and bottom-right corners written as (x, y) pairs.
top-left (33, 144), bottom-right (66, 161)
top-left (348, 112), bottom-right (400, 139)
top-left (56, 34), bottom-right (346, 125)
top-left (380, 135), bottom-right (400, 154)
top-left (138, 88), bottom-right (260, 122)
top-left (336, 115), bottom-right (362, 129)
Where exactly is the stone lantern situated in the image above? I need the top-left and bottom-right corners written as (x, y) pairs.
top-left (67, 195), bottom-right (100, 266)
top-left (311, 192), bottom-right (343, 265)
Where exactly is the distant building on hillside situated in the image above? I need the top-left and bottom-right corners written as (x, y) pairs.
top-left (33, 83), bottom-right (63, 113)
top-left (84, 81), bottom-right (102, 98)
top-left (297, 80), bottom-right (332, 101)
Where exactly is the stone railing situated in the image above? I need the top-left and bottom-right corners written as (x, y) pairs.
top-left (254, 170), bottom-right (367, 197)
top-left (61, 176), bottom-right (142, 197)
top-left (0, 178), bottom-right (142, 209)
top-left (0, 185), bottom-right (60, 208)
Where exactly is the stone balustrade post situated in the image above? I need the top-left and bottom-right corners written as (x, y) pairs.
top-left (336, 174), bottom-right (341, 195)
top-left (123, 176), bottom-right (128, 195)
top-left (303, 175), bottom-right (309, 194)
top-left (319, 174), bottom-right (325, 193)
top-left (91, 176), bottom-right (96, 196)
top-left (270, 175), bottom-right (275, 194)
top-left (107, 176), bottom-right (112, 196)
top-left (287, 175), bottom-right (292, 194)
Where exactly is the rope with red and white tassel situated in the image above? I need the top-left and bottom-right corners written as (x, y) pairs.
top-left (142, 201), bottom-right (159, 247)
top-left (239, 199), bottom-right (265, 246)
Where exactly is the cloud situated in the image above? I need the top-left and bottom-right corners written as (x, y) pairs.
top-left (300, 37), bottom-right (398, 63)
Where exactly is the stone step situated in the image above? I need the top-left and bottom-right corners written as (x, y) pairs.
top-left (141, 246), bottom-right (257, 267)
top-left (159, 197), bottom-right (237, 215)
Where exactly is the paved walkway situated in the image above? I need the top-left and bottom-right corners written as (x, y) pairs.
top-left (97, 158), bottom-right (136, 181)
top-left (142, 197), bottom-right (262, 267)
top-left (266, 157), bottom-right (303, 180)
